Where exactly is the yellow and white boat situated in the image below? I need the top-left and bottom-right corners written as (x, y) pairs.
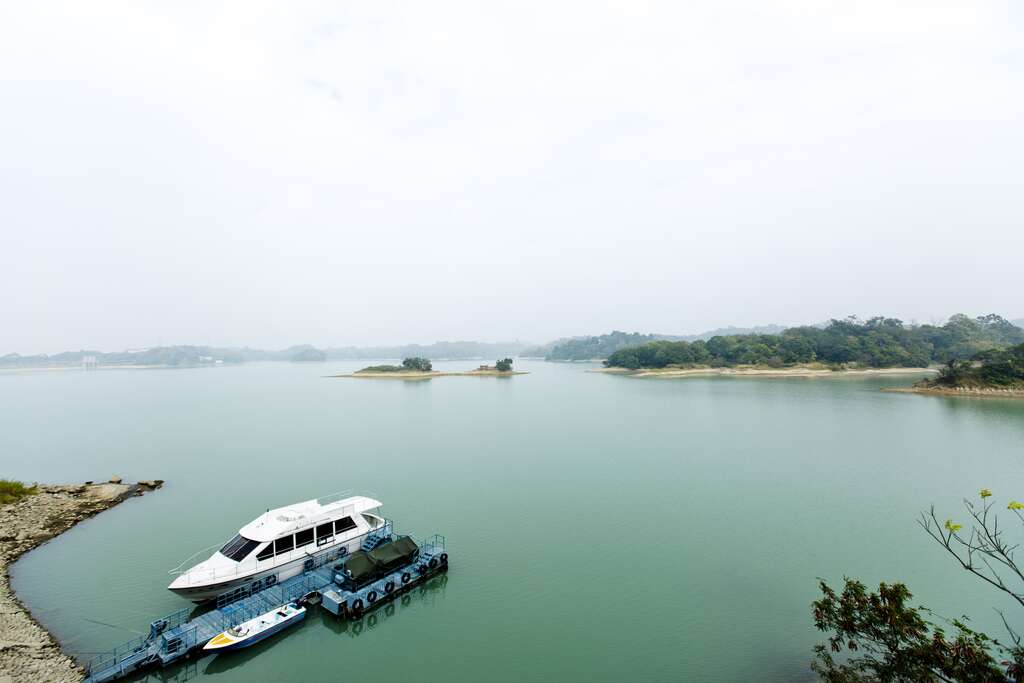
top-left (203, 602), bottom-right (306, 652)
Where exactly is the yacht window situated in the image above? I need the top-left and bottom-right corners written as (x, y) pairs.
top-left (335, 517), bottom-right (357, 533)
top-left (256, 543), bottom-right (275, 561)
top-left (316, 522), bottom-right (334, 545)
top-left (275, 535), bottom-right (295, 554)
top-left (220, 535), bottom-right (260, 562)
top-left (295, 528), bottom-right (314, 548)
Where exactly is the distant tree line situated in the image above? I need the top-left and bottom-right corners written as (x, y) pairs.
top-left (0, 341), bottom-right (528, 369)
top-left (532, 325), bottom-right (791, 361)
top-left (544, 332), bottom-right (665, 361)
top-left (604, 315), bottom-right (1024, 370)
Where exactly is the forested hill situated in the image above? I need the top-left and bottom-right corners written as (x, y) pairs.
top-left (604, 314), bottom-right (1024, 370)
top-left (532, 325), bottom-right (785, 361)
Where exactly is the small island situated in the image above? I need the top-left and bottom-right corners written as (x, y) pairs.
top-left (335, 357), bottom-right (527, 380)
top-left (886, 342), bottom-right (1024, 398)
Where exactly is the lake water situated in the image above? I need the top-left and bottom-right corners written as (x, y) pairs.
top-left (5, 360), bottom-right (1024, 682)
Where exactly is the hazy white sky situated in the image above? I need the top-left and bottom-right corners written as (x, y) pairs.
top-left (2, 1), bottom-right (1022, 353)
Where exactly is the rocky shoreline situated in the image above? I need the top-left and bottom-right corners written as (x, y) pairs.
top-left (0, 479), bottom-right (163, 683)
top-left (883, 385), bottom-right (1024, 399)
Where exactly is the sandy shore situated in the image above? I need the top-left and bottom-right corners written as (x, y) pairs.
top-left (883, 386), bottom-right (1024, 399)
top-left (333, 370), bottom-right (528, 380)
top-left (1, 480), bottom-right (163, 683)
top-left (590, 365), bottom-right (939, 379)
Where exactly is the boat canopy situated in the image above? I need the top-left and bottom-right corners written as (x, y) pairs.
top-left (368, 536), bottom-right (419, 573)
top-left (343, 536), bottom-right (420, 585)
top-left (343, 551), bottom-right (378, 583)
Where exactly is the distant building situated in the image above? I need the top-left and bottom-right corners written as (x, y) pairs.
top-left (82, 355), bottom-right (98, 370)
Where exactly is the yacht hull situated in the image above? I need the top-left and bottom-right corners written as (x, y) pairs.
top-left (170, 559), bottom-right (307, 603)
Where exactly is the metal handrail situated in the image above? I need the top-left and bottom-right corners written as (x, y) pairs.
top-left (316, 489), bottom-right (355, 506)
top-left (167, 544), bottom-right (222, 576)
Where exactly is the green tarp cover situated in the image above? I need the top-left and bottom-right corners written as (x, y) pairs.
top-left (368, 536), bottom-right (419, 573)
top-left (344, 551), bottom-right (378, 583)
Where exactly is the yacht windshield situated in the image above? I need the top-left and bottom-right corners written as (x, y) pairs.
top-left (220, 534), bottom-right (260, 562)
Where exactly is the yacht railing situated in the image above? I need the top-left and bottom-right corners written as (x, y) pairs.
top-left (316, 489), bottom-right (354, 506)
top-left (167, 544), bottom-right (222, 577)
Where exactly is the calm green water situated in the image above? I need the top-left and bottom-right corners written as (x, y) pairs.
top-left (4, 361), bottom-right (1024, 682)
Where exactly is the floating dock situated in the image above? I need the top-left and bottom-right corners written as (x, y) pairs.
top-left (83, 526), bottom-right (447, 683)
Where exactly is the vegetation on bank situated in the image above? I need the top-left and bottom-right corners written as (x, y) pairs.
top-left (355, 357), bottom-right (434, 373)
top-left (495, 358), bottom-right (513, 372)
top-left (0, 480), bottom-right (37, 505)
top-left (813, 490), bottom-right (1024, 682)
top-left (542, 332), bottom-right (664, 361)
top-left (604, 314), bottom-right (1024, 370)
top-left (531, 325), bottom-right (786, 361)
top-left (923, 343), bottom-right (1024, 389)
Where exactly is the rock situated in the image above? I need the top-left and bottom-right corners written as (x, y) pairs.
top-left (108, 475), bottom-right (122, 484)
top-left (138, 479), bottom-right (164, 490)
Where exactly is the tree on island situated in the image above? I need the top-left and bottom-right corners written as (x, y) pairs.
top-left (813, 490), bottom-right (1024, 682)
top-left (495, 358), bottom-right (513, 372)
top-left (402, 357), bottom-right (432, 372)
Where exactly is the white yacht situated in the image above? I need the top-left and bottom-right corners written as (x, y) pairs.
top-left (168, 494), bottom-right (386, 603)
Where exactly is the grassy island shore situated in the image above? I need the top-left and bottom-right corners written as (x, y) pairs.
top-left (336, 357), bottom-right (526, 379)
top-left (334, 369), bottom-right (528, 380)
top-left (1, 479), bottom-right (163, 683)
top-left (591, 364), bottom-right (938, 379)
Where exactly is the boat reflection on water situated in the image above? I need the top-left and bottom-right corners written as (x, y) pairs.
top-left (112, 659), bottom-right (200, 683)
top-left (195, 574), bottom-right (449, 677)
top-left (321, 573), bottom-right (449, 639)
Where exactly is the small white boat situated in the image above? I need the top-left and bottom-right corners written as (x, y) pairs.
top-left (169, 493), bottom-right (386, 602)
top-left (203, 602), bottom-right (305, 651)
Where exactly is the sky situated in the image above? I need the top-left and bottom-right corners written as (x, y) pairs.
top-left (2, 1), bottom-right (1022, 354)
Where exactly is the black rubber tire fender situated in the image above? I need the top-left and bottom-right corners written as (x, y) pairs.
top-left (401, 572), bottom-right (411, 584)
top-left (439, 553), bottom-right (448, 564)
top-left (384, 581), bottom-right (395, 594)
top-left (367, 590), bottom-right (378, 604)
top-left (350, 597), bottom-right (364, 613)
top-left (428, 557), bottom-right (438, 569)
